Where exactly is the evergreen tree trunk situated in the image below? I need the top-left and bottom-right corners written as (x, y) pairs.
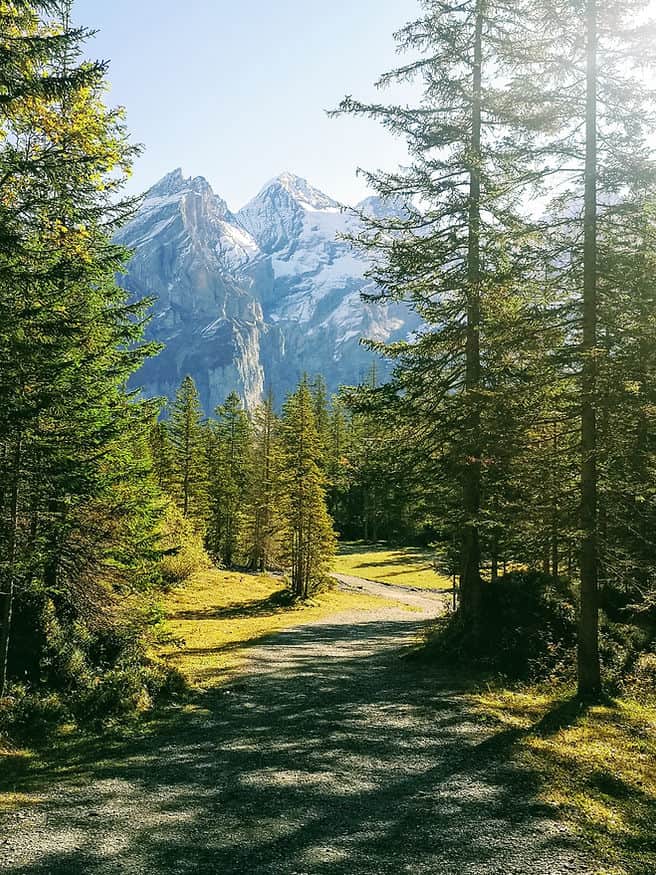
top-left (0, 436), bottom-right (21, 697)
top-left (552, 424), bottom-right (559, 580)
top-left (460, 0), bottom-right (483, 625)
top-left (260, 408), bottom-right (272, 570)
top-left (183, 418), bottom-right (191, 517)
top-left (578, 0), bottom-right (602, 698)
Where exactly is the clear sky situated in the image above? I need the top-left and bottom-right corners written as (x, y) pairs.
top-left (74, 0), bottom-right (421, 210)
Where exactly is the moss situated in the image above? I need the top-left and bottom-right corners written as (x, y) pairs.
top-left (472, 684), bottom-right (656, 874)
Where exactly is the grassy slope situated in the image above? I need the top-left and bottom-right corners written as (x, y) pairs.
top-left (333, 542), bottom-right (452, 590)
top-left (471, 686), bottom-right (656, 875)
top-left (159, 569), bottom-right (411, 688)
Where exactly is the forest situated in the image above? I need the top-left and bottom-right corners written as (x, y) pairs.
top-left (0, 1), bottom-right (655, 873)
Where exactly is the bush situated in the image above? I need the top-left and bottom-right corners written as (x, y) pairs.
top-left (158, 502), bottom-right (211, 585)
top-left (71, 665), bottom-right (150, 724)
top-left (629, 652), bottom-right (656, 699)
top-left (2, 502), bottom-right (194, 741)
top-left (422, 571), bottom-right (578, 679)
top-left (2, 588), bottom-right (183, 738)
top-left (600, 619), bottom-right (654, 695)
top-left (0, 686), bottom-right (67, 740)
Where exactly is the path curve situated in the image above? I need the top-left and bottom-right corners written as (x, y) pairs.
top-left (331, 571), bottom-right (449, 616)
top-left (0, 575), bottom-right (595, 875)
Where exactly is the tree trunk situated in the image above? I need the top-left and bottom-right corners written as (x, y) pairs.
top-left (0, 436), bottom-right (21, 698)
top-left (552, 423), bottom-right (559, 580)
top-left (578, 0), bottom-right (602, 699)
top-left (551, 533), bottom-right (559, 582)
top-left (460, 0), bottom-right (484, 625)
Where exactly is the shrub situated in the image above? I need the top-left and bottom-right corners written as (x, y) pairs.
top-left (600, 620), bottom-right (654, 695)
top-left (422, 571), bottom-right (578, 679)
top-left (630, 652), bottom-right (656, 699)
top-left (0, 686), bottom-right (67, 741)
top-left (158, 502), bottom-right (211, 585)
top-left (2, 588), bottom-right (182, 738)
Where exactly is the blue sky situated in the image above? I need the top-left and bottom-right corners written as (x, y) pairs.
top-left (75, 0), bottom-right (420, 209)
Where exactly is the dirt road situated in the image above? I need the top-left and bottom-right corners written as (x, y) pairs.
top-left (0, 575), bottom-right (594, 874)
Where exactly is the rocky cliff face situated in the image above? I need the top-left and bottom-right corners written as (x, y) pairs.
top-left (117, 169), bottom-right (416, 413)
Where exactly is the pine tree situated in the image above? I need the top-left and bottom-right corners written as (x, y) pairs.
top-left (206, 391), bottom-right (251, 567)
top-left (523, 0), bottom-right (656, 696)
top-left (596, 208), bottom-right (656, 612)
top-left (336, 0), bottom-right (551, 629)
top-left (0, 1), bottom-right (162, 698)
top-left (169, 376), bottom-right (208, 524)
top-left (150, 418), bottom-right (175, 495)
top-left (325, 397), bottom-right (351, 533)
top-left (281, 378), bottom-right (336, 599)
top-left (310, 375), bottom-right (331, 463)
top-left (243, 391), bottom-right (285, 572)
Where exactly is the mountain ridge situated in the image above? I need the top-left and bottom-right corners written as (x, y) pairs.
top-left (117, 169), bottom-right (417, 412)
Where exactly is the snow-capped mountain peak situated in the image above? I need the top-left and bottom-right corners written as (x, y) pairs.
top-left (355, 194), bottom-right (409, 220)
top-left (146, 167), bottom-right (186, 197)
top-left (142, 170), bottom-right (229, 216)
top-left (118, 168), bottom-right (416, 412)
top-left (264, 171), bottom-right (342, 213)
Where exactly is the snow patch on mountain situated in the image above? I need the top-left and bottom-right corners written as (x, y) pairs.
top-left (118, 169), bottom-right (417, 411)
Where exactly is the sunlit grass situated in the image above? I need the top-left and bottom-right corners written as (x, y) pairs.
top-left (0, 790), bottom-right (45, 812)
top-left (158, 568), bottom-right (412, 688)
top-left (472, 686), bottom-right (656, 874)
top-left (0, 742), bottom-right (41, 811)
top-left (333, 542), bottom-right (452, 590)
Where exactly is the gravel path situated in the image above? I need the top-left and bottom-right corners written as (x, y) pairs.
top-left (0, 576), bottom-right (596, 874)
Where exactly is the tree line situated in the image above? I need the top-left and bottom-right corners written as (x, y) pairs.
top-left (153, 376), bottom-right (336, 599)
top-left (152, 372), bottom-right (433, 593)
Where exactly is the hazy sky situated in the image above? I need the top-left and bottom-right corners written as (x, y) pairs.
top-left (74, 0), bottom-right (421, 209)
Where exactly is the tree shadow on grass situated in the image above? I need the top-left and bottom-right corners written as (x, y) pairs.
top-left (0, 617), bottom-right (641, 875)
top-left (170, 588), bottom-right (295, 622)
top-left (338, 542), bottom-right (427, 556)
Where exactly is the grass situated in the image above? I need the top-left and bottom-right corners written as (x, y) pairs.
top-left (158, 568), bottom-right (412, 688)
top-left (333, 541), bottom-right (452, 590)
top-left (471, 685), bottom-right (656, 875)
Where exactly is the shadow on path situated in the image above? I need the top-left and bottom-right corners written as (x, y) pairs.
top-left (0, 613), bottom-right (595, 874)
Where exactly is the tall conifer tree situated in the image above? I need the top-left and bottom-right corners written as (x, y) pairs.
top-left (337, 0), bottom-right (550, 629)
top-left (522, 0), bottom-right (656, 696)
top-left (243, 392), bottom-right (285, 572)
top-left (0, 0), bottom-right (161, 696)
top-left (206, 391), bottom-right (251, 567)
top-left (281, 378), bottom-right (336, 599)
top-left (169, 376), bottom-right (208, 524)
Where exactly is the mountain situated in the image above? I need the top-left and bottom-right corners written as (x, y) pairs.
top-left (116, 169), bottom-right (417, 413)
